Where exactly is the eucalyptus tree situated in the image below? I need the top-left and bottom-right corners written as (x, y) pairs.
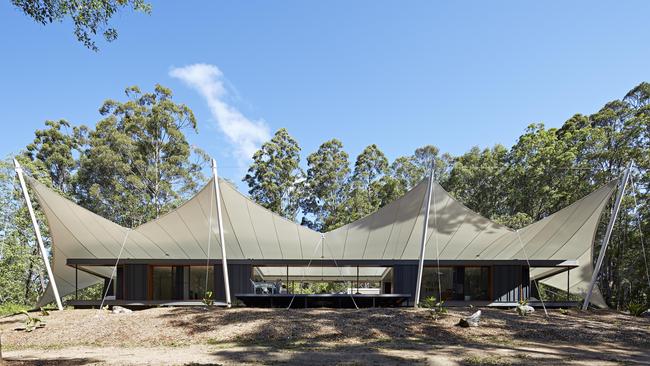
top-left (340, 144), bottom-right (389, 222)
top-left (300, 139), bottom-right (350, 231)
top-left (75, 85), bottom-right (205, 227)
top-left (384, 145), bottom-right (452, 205)
top-left (12, 0), bottom-right (151, 51)
top-left (244, 128), bottom-right (303, 221)
top-left (445, 145), bottom-right (509, 219)
top-left (24, 120), bottom-right (79, 195)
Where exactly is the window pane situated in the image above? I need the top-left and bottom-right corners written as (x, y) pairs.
top-left (420, 267), bottom-right (455, 302)
top-left (464, 267), bottom-right (489, 300)
top-left (189, 266), bottom-right (214, 300)
top-left (152, 266), bottom-right (173, 300)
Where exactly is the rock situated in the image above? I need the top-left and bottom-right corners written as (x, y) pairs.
top-left (112, 306), bottom-right (133, 314)
top-left (516, 304), bottom-right (535, 316)
top-left (457, 310), bottom-right (481, 327)
top-left (641, 310), bottom-right (650, 317)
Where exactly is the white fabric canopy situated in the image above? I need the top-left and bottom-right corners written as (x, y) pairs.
top-left (28, 175), bottom-right (617, 307)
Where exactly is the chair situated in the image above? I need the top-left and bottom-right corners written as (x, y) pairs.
top-left (250, 279), bottom-right (269, 294)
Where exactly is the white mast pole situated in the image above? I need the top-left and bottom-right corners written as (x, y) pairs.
top-left (212, 159), bottom-right (232, 308)
top-left (582, 162), bottom-right (633, 310)
top-left (14, 159), bottom-right (63, 311)
top-left (414, 167), bottom-right (435, 307)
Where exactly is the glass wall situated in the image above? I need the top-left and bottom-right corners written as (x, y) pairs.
top-left (189, 266), bottom-right (214, 300)
top-left (150, 265), bottom-right (214, 300)
top-left (419, 266), bottom-right (490, 302)
top-left (421, 267), bottom-right (455, 301)
top-left (464, 267), bottom-right (489, 300)
top-left (152, 266), bottom-right (173, 300)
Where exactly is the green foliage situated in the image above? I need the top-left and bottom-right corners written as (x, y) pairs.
top-left (0, 303), bottom-right (30, 317)
top-left (12, 0), bottom-right (152, 51)
top-left (300, 139), bottom-right (350, 231)
top-left (420, 296), bottom-right (447, 319)
top-left (244, 128), bottom-right (303, 221)
top-left (419, 295), bottom-right (437, 309)
top-left (434, 300), bottom-right (448, 317)
top-left (1, 84), bottom-right (205, 308)
top-left (627, 302), bottom-right (647, 317)
top-left (202, 291), bottom-right (214, 307)
top-left (75, 85), bottom-right (205, 227)
top-left (290, 282), bottom-right (349, 294)
top-left (21, 310), bottom-right (45, 332)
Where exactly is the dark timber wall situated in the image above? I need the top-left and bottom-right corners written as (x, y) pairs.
top-left (116, 266), bottom-right (124, 300)
top-left (123, 264), bottom-right (149, 300)
top-left (492, 265), bottom-right (529, 302)
top-left (173, 266), bottom-right (184, 300)
top-left (214, 264), bottom-right (253, 302)
top-left (392, 264), bottom-right (418, 302)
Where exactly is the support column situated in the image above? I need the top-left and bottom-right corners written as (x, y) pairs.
top-left (75, 265), bottom-right (78, 301)
top-left (582, 162), bottom-right (632, 310)
top-left (567, 269), bottom-right (570, 302)
top-left (414, 168), bottom-right (435, 307)
top-left (212, 159), bottom-right (232, 308)
top-left (356, 266), bottom-right (359, 294)
top-left (14, 159), bottom-right (63, 311)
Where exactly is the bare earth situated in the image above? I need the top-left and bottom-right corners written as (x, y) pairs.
top-left (0, 307), bottom-right (648, 365)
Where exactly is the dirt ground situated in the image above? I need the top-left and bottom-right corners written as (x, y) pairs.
top-left (0, 306), bottom-right (648, 365)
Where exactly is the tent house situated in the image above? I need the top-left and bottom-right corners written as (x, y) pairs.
top-left (17, 160), bottom-right (624, 309)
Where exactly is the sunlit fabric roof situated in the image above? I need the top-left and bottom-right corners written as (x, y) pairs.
top-left (28, 175), bottom-right (617, 307)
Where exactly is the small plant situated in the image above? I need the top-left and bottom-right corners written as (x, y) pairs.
top-left (627, 302), bottom-right (647, 317)
top-left (516, 299), bottom-right (533, 316)
top-left (434, 300), bottom-right (448, 316)
top-left (419, 296), bottom-right (437, 309)
top-left (21, 311), bottom-right (45, 332)
top-left (39, 307), bottom-right (50, 316)
top-left (559, 308), bottom-right (570, 315)
top-left (420, 296), bottom-right (448, 320)
top-left (203, 291), bottom-right (214, 307)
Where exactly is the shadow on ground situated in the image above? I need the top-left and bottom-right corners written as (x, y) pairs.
top-left (2, 357), bottom-right (101, 366)
top-left (155, 307), bottom-right (650, 365)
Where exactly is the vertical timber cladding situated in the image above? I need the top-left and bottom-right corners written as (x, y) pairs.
top-left (173, 266), bottom-right (184, 300)
top-left (392, 264), bottom-right (418, 302)
top-left (214, 264), bottom-right (253, 302)
top-left (123, 264), bottom-right (149, 300)
top-left (492, 265), bottom-right (530, 302)
top-left (116, 266), bottom-right (124, 300)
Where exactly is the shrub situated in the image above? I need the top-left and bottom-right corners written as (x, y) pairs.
top-left (627, 302), bottom-right (647, 317)
top-left (420, 296), bottom-right (437, 309)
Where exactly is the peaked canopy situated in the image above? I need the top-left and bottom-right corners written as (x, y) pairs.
top-left (28, 174), bottom-right (618, 308)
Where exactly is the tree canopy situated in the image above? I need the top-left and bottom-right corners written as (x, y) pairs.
top-left (12, 0), bottom-right (151, 51)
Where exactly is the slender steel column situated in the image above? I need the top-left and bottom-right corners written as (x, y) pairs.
top-left (582, 162), bottom-right (632, 310)
top-left (566, 268), bottom-right (570, 302)
top-left (75, 265), bottom-right (78, 301)
top-left (414, 168), bottom-right (435, 307)
top-left (212, 159), bottom-right (232, 307)
top-left (14, 159), bottom-right (63, 310)
top-left (356, 266), bottom-right (359, 293)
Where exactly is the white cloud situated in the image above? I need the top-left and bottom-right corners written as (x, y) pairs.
top-left (169, 63), bottom-right (270, 163)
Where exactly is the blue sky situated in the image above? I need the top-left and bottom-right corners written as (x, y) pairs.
top-left (1, 1), bottom-right (649, 187)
